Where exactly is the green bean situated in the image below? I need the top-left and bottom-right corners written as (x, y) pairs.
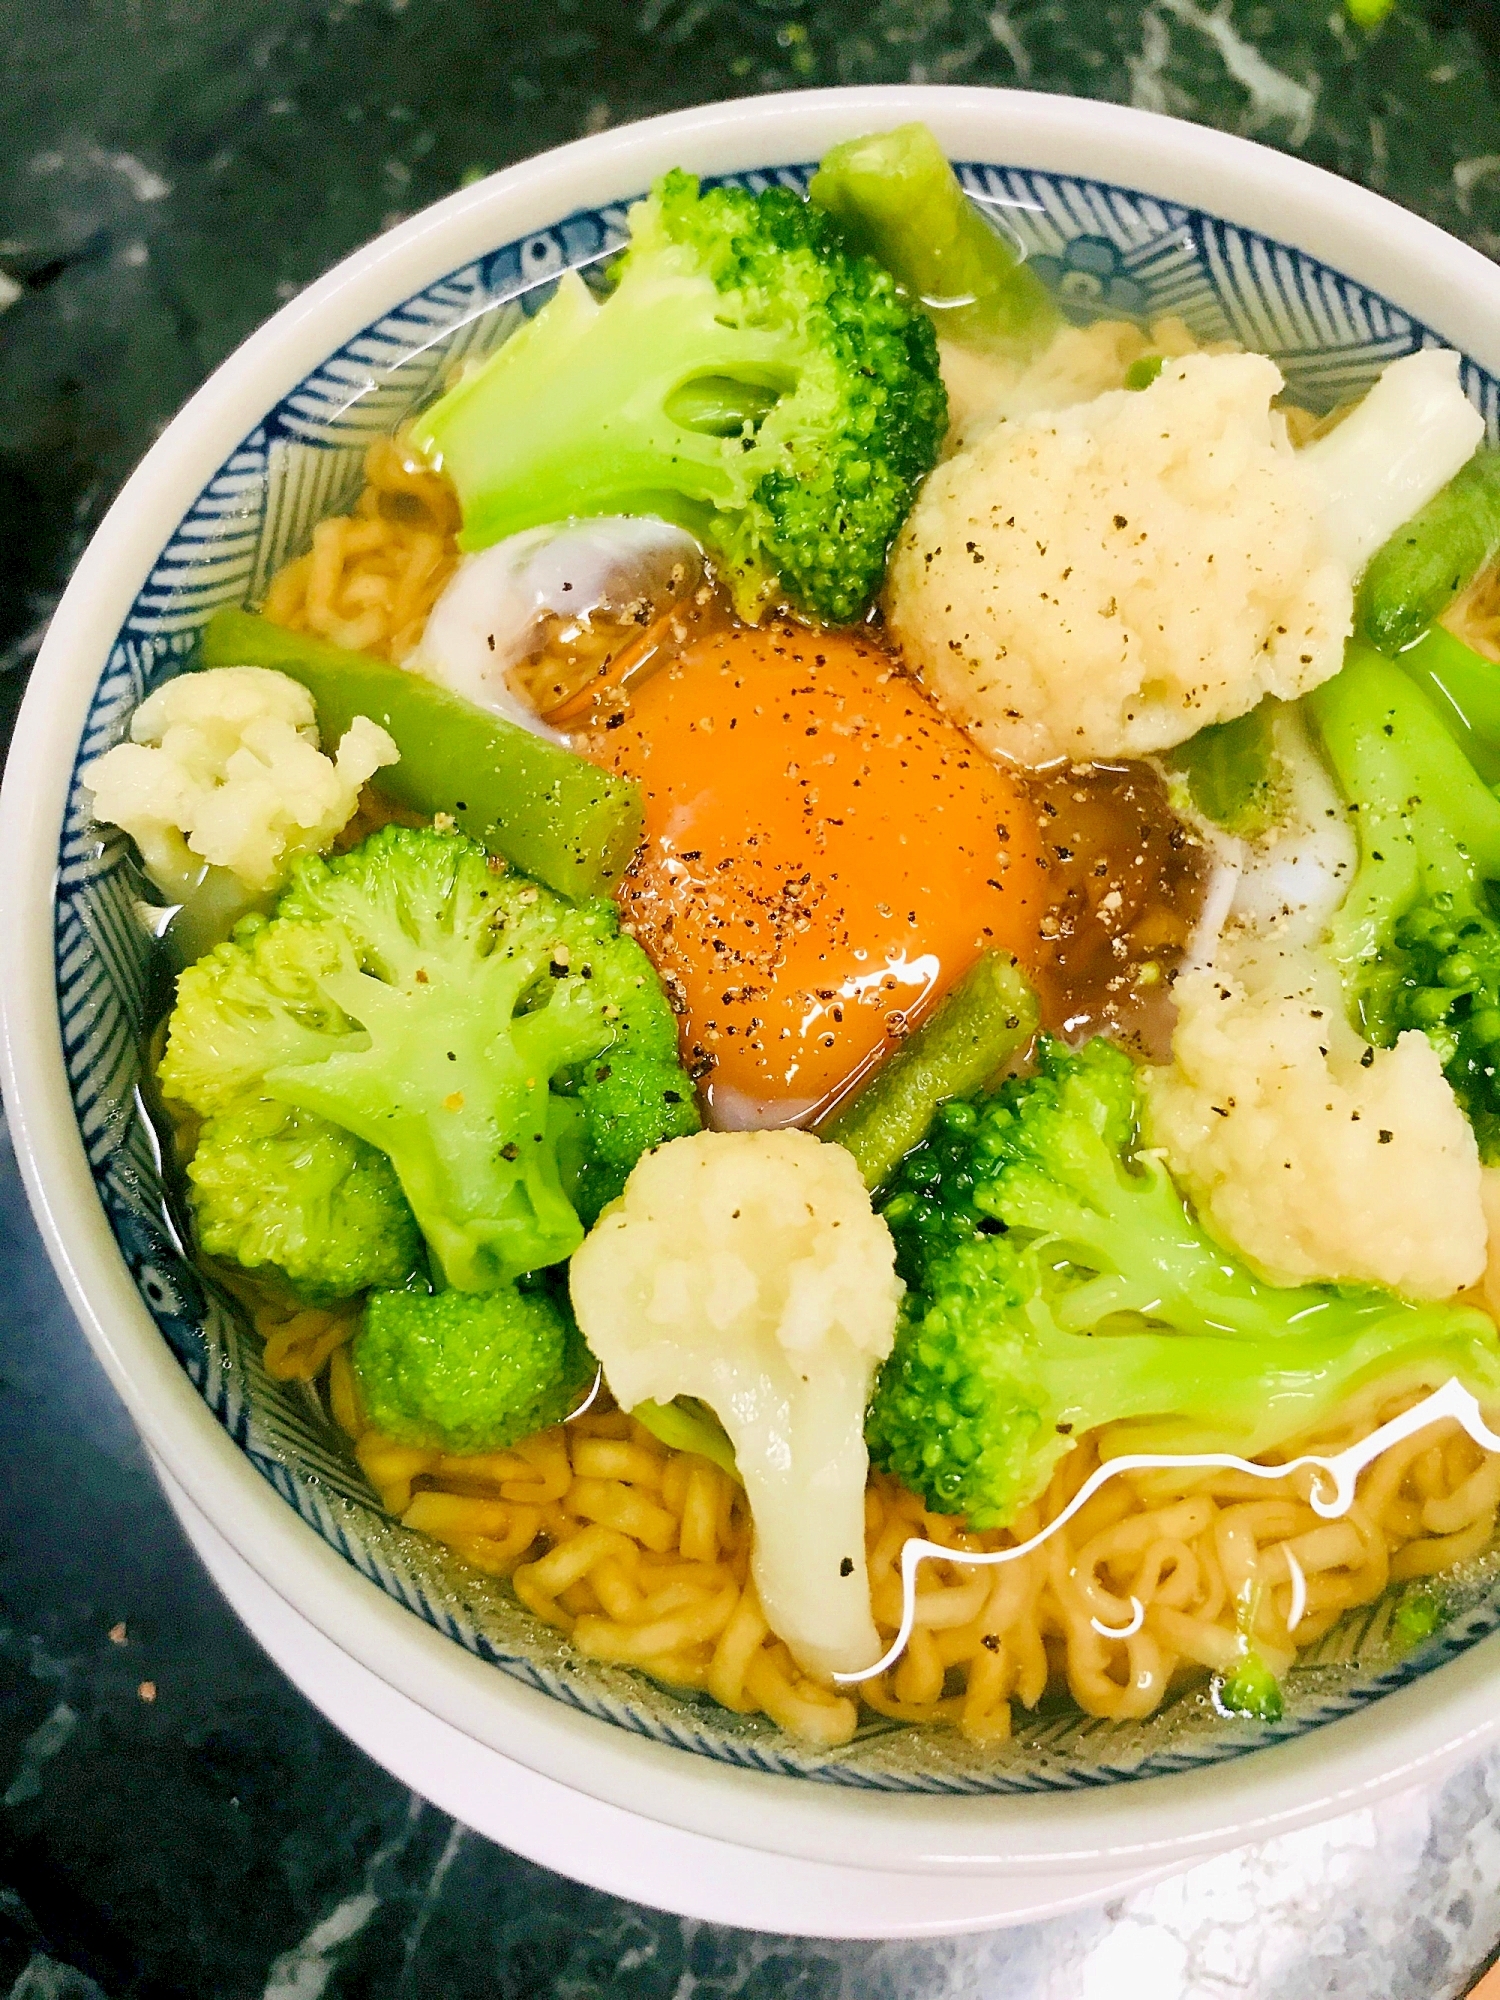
top-left (1392, 622), bottom-right (1500, 787)
top-left (1162, 699), bottom-right (1285, 839)
top-left (1357, 450), bottom-right (1500, 655)
top-left (809, 123), bottom-right (1061, 359)
top-left (199, 607), bottom-right (643, 901)
top-left (824, 952), bottom-right (1039, 1190)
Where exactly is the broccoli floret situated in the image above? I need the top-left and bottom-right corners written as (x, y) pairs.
top-left (563, 1053), bottom-right (700, 1225)
top-left (882, 1039), bottom-right (1384, 1338)
top-left (161, 825), bottom-right (698, 1290)
top-left (867, 1037), bottom-right (1500, 1525)
top-left (1217, 1654), bottom-right (1284, 1723)
top-left (413, 169), bottom-right (946, 626)
top-left (188, 1096), bottom-right (422, 1303)
top-left (354, 1282), bottom-right (590, 1454)
top-left (1309, 642), bottom-right (1500, 1161)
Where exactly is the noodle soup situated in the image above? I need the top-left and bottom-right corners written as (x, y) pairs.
top-left (81, 122), bottom-right (1500, 1754)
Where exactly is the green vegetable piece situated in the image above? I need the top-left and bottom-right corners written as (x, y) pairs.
top-left (561, 1049), bottom-right (701, 1227)
top-left (160, 824), bottom-right (697, 1289)
top-left (164, 866), bottom-right (275, 970)
top-left (1309, 643), bottom-right (1500, 1158)
top-left (1217, 1653), bottom-right (1284, 1723)
top-left (1163, 698), bottom-right (1286, 840)
top-left (867, 1036), bottom-right (1500, 1525)
top-left (1345, 0), bottom-right (1393, 27)
top-left (1124, 354), bottom-right (1165, 391)
top-left (200, 606), bottom-right (642, 901)
top-left (1391, 622), bottom-right (1500, 787)
top-left (188, 1095), bottom-right (422, 1303)
top-left (631, 1397), bottom-right (741, 1483)
top-left (824, 951), bottom-right (1038, 1190)
top-left (881, 1035), bottom-right (1382, 1332)
top-left (809, 123), bottom-right (1060, 359)
top-left (354, 1283), bottom-right (590, 1454)
top-left (1357, 450), bottom-right (1500, 656)
top-left (1393, 1588), bottom-right (1445, 1647)
top-left (413, 169), bottom-right (946, 627)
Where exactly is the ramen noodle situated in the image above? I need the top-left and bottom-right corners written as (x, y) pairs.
top-left (323, 1349), bottom-right (1500, 1747)
top-left (261, 436), bottom-right (459, 660)
top-left (101, 131), bottom-right (1500, 1750)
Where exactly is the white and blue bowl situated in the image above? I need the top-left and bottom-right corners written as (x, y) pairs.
top-left (9, 86), bottom-right (1500, 1886)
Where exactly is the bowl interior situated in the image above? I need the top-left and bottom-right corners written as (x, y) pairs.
top-left (53, 149), bottom-right (1500, 1796)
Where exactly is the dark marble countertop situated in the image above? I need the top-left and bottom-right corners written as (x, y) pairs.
top-left (6, 2), bottom-right (1500, 1992)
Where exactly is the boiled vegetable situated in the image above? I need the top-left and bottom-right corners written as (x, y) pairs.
top-left (809, 123), bottom-right (1060, 358)
top-left (1391, 621), bottom-right (1500, 788)
top-left (1357, 450), bottom-right (1500, 655)
top-left (201, 606), bottom-right (643, 899)
top-left (824, 951), bottom-right (1038, 1190)
top-left (1163, 698), bottom-right (1286, 840)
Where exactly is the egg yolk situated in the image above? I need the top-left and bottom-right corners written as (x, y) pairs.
top-left (580, 620), bottom-right (1048, 1128)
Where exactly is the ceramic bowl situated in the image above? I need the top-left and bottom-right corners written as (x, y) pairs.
top-left (9, 84), bottom-right (1500, 1889)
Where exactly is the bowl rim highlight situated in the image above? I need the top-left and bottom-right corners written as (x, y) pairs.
top-left (7, 84), bottom-right (1500, 1882)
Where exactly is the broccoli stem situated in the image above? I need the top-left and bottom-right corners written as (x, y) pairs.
top-left (417, 270), bottom-right (784, 557)
top-left (631, 1397), bottom-right (741, 1482)
top-left (1357, 450), bottom-right (1500, 656)
top-left (991, 1130), bottom-right (1432, 1345)
top-left (201, 608), bottom-right (643, 900)
top-left (824, 952), bottom-right (1038, 1189)
top-left (162, 825), bottom-right (697, 1292)
top-left (409, 171), bottom-right (946, 627)
top-left (1045, 1291), bottom-right (1493, 1452)
top-left (1308, 642), bottom-right (1500, 1157)
top-left (907, 1036), bottom-right (1392, 1343)
top-left (809, 124), bottom-right (1060, 358)
top-left (869, 1037), bottom-right (1500, 1525)
top-left (1390, 623), bottom-right (1500, 788)
top-left (872, 1228), bottom-right (1500, 1527)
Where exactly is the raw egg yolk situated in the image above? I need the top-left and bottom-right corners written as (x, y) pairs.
top-left (581, 621), bottom-right (1048, 1128)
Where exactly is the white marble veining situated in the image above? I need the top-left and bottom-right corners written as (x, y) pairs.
top-left (743, 1752), bottom-right (1500, 1996)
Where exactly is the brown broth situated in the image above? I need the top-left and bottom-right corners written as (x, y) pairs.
top-left (557, 594), bottom-right (1210, 1069)
top-left (1024, 760), bottom-right (1209, 1062)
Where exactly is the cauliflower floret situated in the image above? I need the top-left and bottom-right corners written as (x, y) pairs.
top-left (886, 351), bottom-right (1351, 765)
top-left (1143, 950), bottom-right (1486, 1300)
top-left (83, 667), bottom-right (397, 898)
top-left (939, 313), bottom-right (1217, 452)
top-left (568, 1128), bottom-right (902, 1680)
